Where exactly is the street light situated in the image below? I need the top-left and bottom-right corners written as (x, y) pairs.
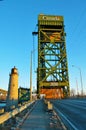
top-left (30, 49), bottom-right (37, 102)
top-left (75, 78), bottom-right (79, 96)
top-left (72, 65), bottom-right (83, 96)
top-left (30, 51), bottom-right (32, 102)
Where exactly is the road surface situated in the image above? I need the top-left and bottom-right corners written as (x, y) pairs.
top-left (51, 98), bottom-right (86, 130)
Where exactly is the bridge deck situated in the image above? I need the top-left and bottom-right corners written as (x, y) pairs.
top-left (20, 99), bottom-right (63, 130)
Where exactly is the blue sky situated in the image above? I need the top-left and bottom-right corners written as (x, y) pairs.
top-left (0, 0), bottom-right (86, 95)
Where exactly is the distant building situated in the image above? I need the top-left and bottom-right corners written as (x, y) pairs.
top-left (0, 89), bottom-right (7, 101)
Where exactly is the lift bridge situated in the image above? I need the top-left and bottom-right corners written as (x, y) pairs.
top-left (33, 14), bottom-right (70, 99)
top-left (0, 14), bottom-right (70, 127)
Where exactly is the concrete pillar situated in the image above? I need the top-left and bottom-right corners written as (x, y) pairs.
top-left (6, 66), bottom-right (18, 110)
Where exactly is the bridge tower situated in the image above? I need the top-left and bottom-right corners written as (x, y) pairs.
top-left (37, 14), bottom-right (70, 98)
top-left (6, 66), bottom-right (18, 110)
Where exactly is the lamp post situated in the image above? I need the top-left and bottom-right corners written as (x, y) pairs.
top-left (30, 51), bottom-right (32, 102)
top-left (75, 78), bottom-right (79, 96)
top-left (30, 49), bottom-right (37, 102)
top-left (72, 65), bottom-right (83, 96)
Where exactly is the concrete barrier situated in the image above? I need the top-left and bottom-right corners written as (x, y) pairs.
top-left (44, 99), bottom-right (53, 111)
top-left (47, 101), bottom-right (53, 111)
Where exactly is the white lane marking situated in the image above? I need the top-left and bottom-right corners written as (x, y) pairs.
top-left (54, 106), bottom-right (79, 130)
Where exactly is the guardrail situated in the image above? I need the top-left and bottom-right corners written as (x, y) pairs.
top-left (0, 101), bottom-right (34, 124)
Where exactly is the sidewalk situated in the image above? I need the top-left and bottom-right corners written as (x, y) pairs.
top-left (20, 99), bottom-right (63, 130)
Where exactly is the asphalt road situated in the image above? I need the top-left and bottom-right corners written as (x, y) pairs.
top-left (51, 98), bottom-right (86, 130)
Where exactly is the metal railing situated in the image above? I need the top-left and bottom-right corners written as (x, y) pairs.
top-left (0, 101), bottom-right (34, 124)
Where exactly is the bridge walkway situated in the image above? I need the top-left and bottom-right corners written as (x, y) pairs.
top-left (20, 99), bottom-right (63, 130)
